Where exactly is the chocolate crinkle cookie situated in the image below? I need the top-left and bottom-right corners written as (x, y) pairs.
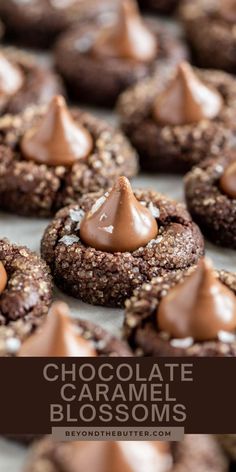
top-left (0, 47), bottom-right (63, 115)
top-left (54, 0), bottom-right (188, 107)
top-left (179, 0), bottom-right (236, 72)
top-left (24, 434), bottom-right (227, 472)
top-left (124, 257), bottom-right (236, 357)
top-left (0, 95), bottom-right (137, 217)
top-left (0, 238), bottom-right (52, 357)
top-left (0, 0), bottom-right (118, 49)
top-left (41, 176), bottom-right (204, 308)
top-left (118, 61), bottom-right (236, 173)
top-left (184, 154), bottom-right (236, 248)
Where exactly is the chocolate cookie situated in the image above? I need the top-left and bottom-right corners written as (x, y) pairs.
top-left (138, 0), bottom-right (179, 14)
top-left (0, 95), bottom-right (138, 217)
top-left (0, 47), bottom-right (63, 115)
top-left (118, 61), bottom-right (236, 173)
top-left (0, 238), bottom-right (52, 357)
top-left (24, 435), bottom-right (227, 472)
top-left (41, 176), bottom-right (204, 308)
top-left (124, 258), bottom-right (236, 356)
top-left (184, 154), bottom-right (236, 248)
top-left (54, 0), bottom-right (188, 107)
top-left (179, 0), bottom-right (236, 72)
top-left (0, 0), bottom-right (118, 49)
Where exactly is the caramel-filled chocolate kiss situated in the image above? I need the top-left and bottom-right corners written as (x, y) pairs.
top-left (80, 176), bottom-right (158, 253)
top-left (220, 161), bottom-right (236, 199)
top-left (93, 0), bottom-right (157, 62)
top-left (21, 95), bottom-right (93, 166)
top-left (0, 52), bottom-right (24, 97)
top-left (153, 62), bottom-right (222, 126)
top-left (158, 258), bottom-right (236, 341)
top-left (19, 301), bottom-right (96, 356)
top-left (0, 261), bottom-right (7, 294)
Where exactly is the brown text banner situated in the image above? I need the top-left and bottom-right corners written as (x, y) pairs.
top-left (0, 358), bottom-right (235, 435)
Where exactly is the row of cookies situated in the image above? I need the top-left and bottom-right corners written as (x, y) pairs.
top-left (0, 59), bottom-right (235, 249)
top-left (0, 1), bottom-right (235, 249)
top-left (0, 0), bottom-right (188, 109)
top-left (1, 169), bottom-right (235, 359)
top-left (1, 1), bottom-right (235, 74)
top-left (0, 0), bottom-right (184, 51)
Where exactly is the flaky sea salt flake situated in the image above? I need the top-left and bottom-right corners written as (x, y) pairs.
top-left (59, 235), bottom-right (80, 246)
top-left (170, 337), bottom-right (194, 348)
top-left (148, 202), bottom-right (160, 218)
top-left (69, 208), bottom-right (85, 222)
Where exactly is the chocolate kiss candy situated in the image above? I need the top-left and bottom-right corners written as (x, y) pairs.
top-left (80, 176), bottom-right (158, 253)
top-left (158, 258), bottom-right (236, 341)
top-left (220, 161), bottom-right (236, 199)
top-left (62, 441), bottom-right (172, 472)
top-left (19, 301), bottom-right (96, 357)
top-left (0, 52), bottom-right (24, 96)
top-left (93, 0), bottom-right (157, 62)
top-left (0, 261), bottom-right (7, 294)
top-left (153, 62), bottom-right (223, 126)
top-left (21, 95), bottom-right (93, 166)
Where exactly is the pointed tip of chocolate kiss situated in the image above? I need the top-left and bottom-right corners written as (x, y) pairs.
top-left (177, 60), bottom-right (191, 74)
top-left (93, 0), bottom-right (156, 62)
top-left (52, 94), bottom-right (65, 104)
top-left (197, 256), bottom-right (213, 271)
top-left (114, 175), bottom-right (132, 192)
top-left (121, 0), bottom-right (138, 14)
top-left (176, 61), bottom-right (196, 86)
top-left (19, 301), bottom-right (96, 357)
top-left (49, 300), bottom-right (70, 321)
top-left (153, 61), bottom-right (222, 126)
top-left (50, 94), bottom-right (66, 109)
